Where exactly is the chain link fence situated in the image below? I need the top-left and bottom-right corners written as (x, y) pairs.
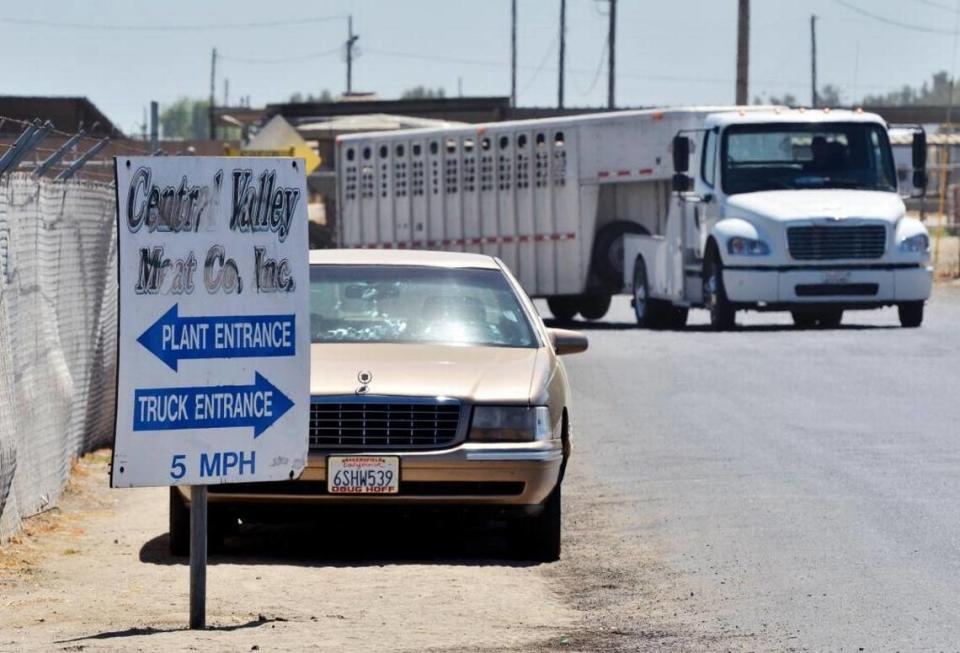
top-left (0, 172), bottom-right (117, 540)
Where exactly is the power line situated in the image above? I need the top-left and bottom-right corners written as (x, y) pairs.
top-left (0, 15), bottom-right (346, 32)
top-left (518, 37), bottom-right (559, 98)
top-left (833, 0), bottom-right (960, 34)
top-left (219, 47), bottom-right (342, 65)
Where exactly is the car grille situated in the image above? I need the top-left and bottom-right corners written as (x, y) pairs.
top-left (309, 400), bottom-right (462, 449)
top-left (787, 225), bottom-right (887, 260)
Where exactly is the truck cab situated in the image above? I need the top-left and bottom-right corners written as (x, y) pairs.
top-left (624, 108), bottom-right (932, 329)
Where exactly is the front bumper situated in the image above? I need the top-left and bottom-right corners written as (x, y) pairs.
top-left (722, 264), bottom-right (932, 306)
top-left (181, 440), bottom-right (564, 508)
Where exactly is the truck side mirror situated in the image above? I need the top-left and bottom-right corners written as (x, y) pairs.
top-left (912, 131), bottom-right (927, 170)
top-left (912, 131), bottom-right (927, 195)
top-left (672, 173), bottom-right (692, 192)
top-left (672, 135), bottom-right (690, 174)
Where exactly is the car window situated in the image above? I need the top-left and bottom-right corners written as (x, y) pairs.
top-left (309, 264), bottom-right (538, 348)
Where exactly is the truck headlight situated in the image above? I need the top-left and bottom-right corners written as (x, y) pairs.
top-left (898, 233), bottom-right (929, 253)
top-left (727, 236), bottom-right (770, 256)
top-left (469, 406), bottom-right (553, 442)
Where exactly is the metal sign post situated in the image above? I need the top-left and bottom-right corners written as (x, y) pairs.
top-left (111, 156), bottom-right (310, 629)
top-left (189, 485), bottom-right (207, 629)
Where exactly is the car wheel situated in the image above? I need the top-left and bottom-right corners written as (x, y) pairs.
top-left (168, 488), bottom-right (226, 556)
top-left (703, 250), bottom-right (736, 330)
top-left (169, 487), bottom-right (189, 556)
top-left (632, 256), bottom-right (673, 329)
top-left (579, 294), bottom-right (612, 320)
top-left (512, 485), bottom-right (561, 562)
top-left (547, 297), bottom-right (579, 322)
top-left (899, 301), bottom-right (924, 328)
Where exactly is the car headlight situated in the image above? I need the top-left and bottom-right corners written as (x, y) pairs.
top-left (469, 406), bottom-right (553, 442)
top-left (727, 236), bottom-right (770, 256)
top-left (898, 233), bottom-right (929, 253)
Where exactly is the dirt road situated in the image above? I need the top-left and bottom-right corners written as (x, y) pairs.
top-left (1, 445), bottom-right (733, 653)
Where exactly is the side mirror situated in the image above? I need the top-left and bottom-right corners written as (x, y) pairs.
top-left (911, 131), bottom-right (927, 196)
top-left (547, 328), bottom-right (588, 356)
top-left (672, 173), bottom-right (692, 193)
top-left (912, 131), bottom-right (927, 170)
top-left (672, 135), bottom-right (690, 173)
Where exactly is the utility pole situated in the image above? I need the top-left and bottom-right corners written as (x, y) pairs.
top-left (224, 78), bottom-right (230, 107)
top-left (346, 16), bottom-right (359, 95)
top-left (511, 0), bottom-right (517, 107)
top-left (209, 47), bottom-right (217, 140)
top-left (558, 0), bottom-right (566, 109)
top-left (150, 101), bottom-right (159, 152)
top-left (736, 0), bottom-right (749, 105)
top-left (607, 0), bottom-right (617, 109)
top-left (810, 15), bottom-right (818, 107)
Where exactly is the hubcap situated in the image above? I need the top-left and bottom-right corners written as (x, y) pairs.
top-left (634, 269), bottom-right (646, 320)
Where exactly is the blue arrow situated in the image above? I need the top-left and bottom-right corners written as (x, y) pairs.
top-left (132, 372), bottom-right (294, 438)
top-left (137, 304), bottom-right (295, 371)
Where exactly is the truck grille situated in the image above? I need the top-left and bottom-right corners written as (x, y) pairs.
top-left (787, 225), bottom-right (887, 260)
top-left (309, 400), bottom-right (462, 450)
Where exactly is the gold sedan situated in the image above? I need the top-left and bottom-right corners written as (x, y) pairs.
top-left (171, 249), bottom-right (587, 561)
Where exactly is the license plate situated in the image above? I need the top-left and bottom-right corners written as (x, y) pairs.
top-left (823, 270), bottom-right (852, 284)
top-left (328, 456), bottom-right (399, 494)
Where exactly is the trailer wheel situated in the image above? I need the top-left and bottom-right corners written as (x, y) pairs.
top-left (547, 297), bottom-right (579, 322)
top-left (579, 294), bottom-right (611, 320)
top-left (898, 301), bottom-right (924, 328)
top-left (669, 307), bottom-right (689, 329)
top-left (592, 221), bottom-right (649, 290)
top-left (703, 250), bottom-right (736, 330)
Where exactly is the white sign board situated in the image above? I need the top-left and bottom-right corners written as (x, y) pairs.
top-left (111, 156), bottom-right (309, 488)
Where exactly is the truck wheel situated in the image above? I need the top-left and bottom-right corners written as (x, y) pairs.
top-left (633, 256), bottom-right (664, 328)
top-left (791, 311), bottom-right (818, 328)
top-left (579, 294), bottom-right (611, 320)
top-left (898, 301), bottom-right (924, 328)
top-left (169, 487), bottom-right (189, 556)
top-left (669, 307), bottom-right (689, 329)
top-left (547, 297), bottom-right (579, 322)
top-left (592, 221), bottom-right (649, 290)
top-left (817, 309), bottom-right (843, 329)
top-left (511, 485), bottom-right (561, 562)
top-left (703, 251), bottom-right (736, 330)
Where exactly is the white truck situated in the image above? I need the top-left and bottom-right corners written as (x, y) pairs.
top-left (336, 106), bottom-right (932, 328)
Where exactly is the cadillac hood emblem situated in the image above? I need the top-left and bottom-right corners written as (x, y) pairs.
top-left (358, 370), bottom-right (373, 384)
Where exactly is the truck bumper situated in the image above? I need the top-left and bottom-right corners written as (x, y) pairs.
top-left (723, 265), bottom-right (932, 306)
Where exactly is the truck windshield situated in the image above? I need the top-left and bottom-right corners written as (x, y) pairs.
top-left (721, 122), bottom-right (897, 195)
top-left (309, 264), bottom-right (538, 348)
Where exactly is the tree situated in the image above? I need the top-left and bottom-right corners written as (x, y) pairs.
top-left (754, 93), bottom-right (798, 107)
top-left (818, 84), bottom-right (842, 107)
top-left (401, 86), bottom-right (445, 100)
top-left (862, 71), bottom-right (954, 106)
top-left (289, 90), bottom-right (333, 103)
top-left (160, 98), bottom-right (210, 140)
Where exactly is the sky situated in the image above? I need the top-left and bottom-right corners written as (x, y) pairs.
top-left (4, 0), bottom-right (960, 136)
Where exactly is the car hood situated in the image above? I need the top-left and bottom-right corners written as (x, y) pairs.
top-left (724, 189), bottom-right (905, 224)
top-left (310, 343), bottom-right (550, 403)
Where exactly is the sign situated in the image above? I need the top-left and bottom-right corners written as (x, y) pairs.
top-left (112, 156), bottom-right (310, 487)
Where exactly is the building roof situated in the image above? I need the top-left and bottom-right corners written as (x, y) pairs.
top-left (297, 113), bottom-right (466, 137)
top-left (0, 96), bottom-right (122, 137)
top-left (310, 248), bottom-right (500, 269)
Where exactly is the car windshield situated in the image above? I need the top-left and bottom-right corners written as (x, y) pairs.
top-left (721, 122), bottom-right (897, 195)
top-left (309, 264), bottom-right (539, 348)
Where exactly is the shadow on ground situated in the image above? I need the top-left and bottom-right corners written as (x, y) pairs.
top-left (55, 616), bottom-right (284, 643)
top-left (140, 510), bottom-right (536, 569)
